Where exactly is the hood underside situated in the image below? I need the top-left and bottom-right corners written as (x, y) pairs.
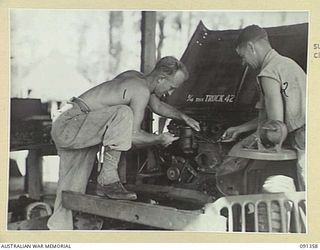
top-left (167, 22), bottom-right (308, 121)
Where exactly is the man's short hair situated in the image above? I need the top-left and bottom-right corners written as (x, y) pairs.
top-left (236, 25), bottom-right (269, 48)
top-left (154, 56), bottom-right (189, 79)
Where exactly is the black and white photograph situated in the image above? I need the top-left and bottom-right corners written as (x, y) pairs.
top-left (8, 9), bottom-right (308, 232)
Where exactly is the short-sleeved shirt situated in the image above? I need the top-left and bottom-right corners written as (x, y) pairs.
top-left (255, 49), bottom-right (306, 132)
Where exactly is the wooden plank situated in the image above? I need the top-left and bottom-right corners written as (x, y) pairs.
top-left (62, 191), bottom-right (203, 230)
top-left (11, 143), bottom-right (57, 153)
top-left (8, 216), bottom-right (49, 230)
top-left (126, 184), bottom-right (214, 205)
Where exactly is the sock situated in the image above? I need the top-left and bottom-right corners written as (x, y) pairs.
top-left (97, 150), bottom-right (121, 185)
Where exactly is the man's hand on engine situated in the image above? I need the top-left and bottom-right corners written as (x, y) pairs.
top-left (160, 132), bottom-right (179, 147)
top-left (221, 126), bottom-right (243, 142)
top-left (182, 115), bottom-right (200, 131)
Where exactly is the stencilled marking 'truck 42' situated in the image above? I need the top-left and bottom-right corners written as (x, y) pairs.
top-left (186, 94), bottom-right (235, 103)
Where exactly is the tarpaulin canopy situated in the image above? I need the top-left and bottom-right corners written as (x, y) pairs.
top-left (167, 22), bottom-right (308, 121)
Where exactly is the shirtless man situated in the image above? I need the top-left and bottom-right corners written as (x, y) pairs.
top-left (221, 25), bottom-right (306, 191)
top-left (47, 56), bottom-right (200, 230)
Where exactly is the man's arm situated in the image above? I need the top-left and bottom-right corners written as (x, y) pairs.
top-left (260, 77), bottom-right (284, 121)
top-left (221, 117), bottom-right (259, 141)
top-left (128, 85), bottom-right (178, 147)
top-left (221, 79), bottom-right (279, 141)
top-left (149, 94), bottom-right (200, 131)
top-left (238, 117), bottom-right (259, 132)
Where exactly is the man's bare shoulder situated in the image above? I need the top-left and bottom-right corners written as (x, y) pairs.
top-left (115, 70), bottom-right (149, 92)
top-left (115, 70), bottom-right (145, 81)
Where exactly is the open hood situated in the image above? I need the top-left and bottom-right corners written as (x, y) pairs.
top-left (167, 21), bottom-right (308, 120)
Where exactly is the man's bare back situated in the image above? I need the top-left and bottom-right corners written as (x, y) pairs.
top-left (79, 70), bottom-right (149, 111)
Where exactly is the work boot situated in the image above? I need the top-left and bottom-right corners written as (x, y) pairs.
top-left (96, 181), bottom-right (137, 200)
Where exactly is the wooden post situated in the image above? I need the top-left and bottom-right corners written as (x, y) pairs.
top-left (140, 11), bottom-right (156, 132)
top-left (127, 11), bottom-right (157, 184)
top-left (25, 149), bottom-right (43, 200)
top-left (141, 11), bottom-right (157, 75)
